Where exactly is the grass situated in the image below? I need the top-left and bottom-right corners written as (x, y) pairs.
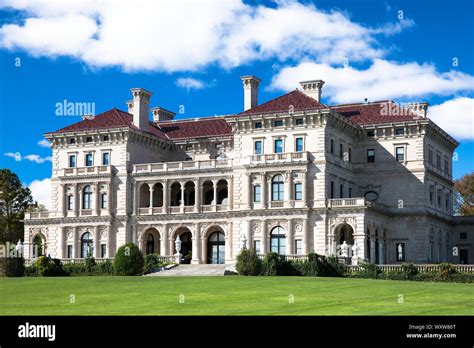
top-left (0, 276), bottom-right (473, 315)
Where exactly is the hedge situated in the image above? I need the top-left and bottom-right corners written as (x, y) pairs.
top-left (114, 243), bottom-right (144, 276)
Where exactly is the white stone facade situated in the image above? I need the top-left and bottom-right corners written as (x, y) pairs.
top-left (24, 76), bottom-right (471, 265)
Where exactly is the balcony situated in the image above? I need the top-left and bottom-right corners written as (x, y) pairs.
top-left (313, 198), bottom-right (389, 211)
top-left (25, 211), bottom-right (50, 220)
top-left (250, 151), bottom-right (308, 164)
top-left (133, 159), bottom-right (232, 174)
top-left (138, 204), bottom-right (229, 215)
top-left (62, 165), bottom-right (113, 176)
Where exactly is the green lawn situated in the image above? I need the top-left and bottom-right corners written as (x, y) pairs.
top-left (0, 276), bottom-right (473, 315)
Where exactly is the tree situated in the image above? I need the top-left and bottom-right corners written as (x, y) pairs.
top-left (454, 173), bottom-right (474, 216)
top-left (0, 169), bottom-right (33, 242)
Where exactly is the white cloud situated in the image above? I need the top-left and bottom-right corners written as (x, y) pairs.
top-left (28, 178), bottom-right (51, 210)
top-left (176, 77), bottom-right (206, 91)
top-left (0, 0), bottom-right (412, 72)
top-left (428, 97), bottom-right (474, 141)
top-left (4, 152), bottom-right (52, 163)
top-left (37, 139), bottom-right (51, 148)
top-left (270, 59), bottom-right (474, 104)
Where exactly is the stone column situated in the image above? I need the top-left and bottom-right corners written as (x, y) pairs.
top-left (302, 218), bottom-right (309, 255)
top-left (284, 171), bottom-right (292, 207)
top-left (180, 182), bottom-right (185, 213)
top-left (94, 226), bottom-right (100, 258)
top-left (261, 173), bottom-right (267, 208)
top-left (287, 219), bottom-right (294, 254)
top-left (379, 240), bottom-right (385, 265)
top-left (108, 180), bottom-right (113, 215)
top-left (95, 182), bottom-right (101, 216)
top-left (74, 184), bottom-right (79, 217)
top-left (302, 170), bottom-right (308, 207)
top-left (213, 180), bottom-right (218, 211)
top-left (370, 238), bottom-right (376, 263)
top-left (163, 180), bottom-right (169, 214)
top-left (267, 175), bottom-right (272, 207)
top-left (261, 220), bottom-right (268, 254)
top-left (192, 223), bottom-right (200, 264)
top-left (60, 184), bottom-right (66, 217)
top-left (160, 225), bottom-right (168, 256)
top-left (107, 225), bottom-right (113, 258)
top-left (59, 227), bottom-right (66, 258)
top-left (194, 179), bottom-right (200, 213)
top-left (133, 182), bottom-right (139, 215)
top-left (200, 236), bottom-right (207, 264)
top-left (228, 176), bottom-right (234, 210)
top-left (246, 173), bottom-right (252, 209)
top-left (226, 222), bottom-right (233, 262)
top-left (73, 227), bottom-right (79, 258)
top-left (149, 184), bottom-right (154, 208)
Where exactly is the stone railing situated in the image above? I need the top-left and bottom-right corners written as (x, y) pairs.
top-left (251, 151), bottom-right (308, 164)
top-left (138, 204), bottom-right (229, 215)
top-left (133, 159), bottom-right (232, 173)
top-left (312, 198), bottom-right (389, 211)
top-left (24, 258), bottom-right (114, 266)
top-left (24, 211), bottom-right (50, 219)
top-left (346, 264), bottom-right (474, 273)
top-left (62, 165), bottom-right (113, 176)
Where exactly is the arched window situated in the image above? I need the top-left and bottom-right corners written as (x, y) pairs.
top-left (208, 232), bottom-right (225, 264)
top-left (83, 185), bottom-right (92, 209)
top-left (271, 175), bottom-right (284, 201)
top-left (33, 234), bottom-right (45, 257)
top-left (270, 226), bottom-right (286, 255)
top-left (81, 232), bottom-right (94, 258)
top-left (146, 233), bottom-right (154, 255)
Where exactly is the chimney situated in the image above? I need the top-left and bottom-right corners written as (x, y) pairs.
top-left (130, 88), bottom-right (152, 131)
top-left (407, 102), bottom-right (429, 118)
top-left (151, 107), bottom-right (175, 123)
top-left (299, 80), bottom-right (325, 102)
top-left (240, 75), bottom-right (261, 111)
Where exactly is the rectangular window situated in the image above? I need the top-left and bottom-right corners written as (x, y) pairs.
top-left (396, 147), bottom-right (405, 162)
top-left (85, 153), bottom-right (93, 167)
top-left (274, 120), bottom-right (284, 127)
top-left (254, 141), bottom-right (263, 155)
top-left (255, 121), bottom-right (262, 129)
top-left (295, 240), bottom-right (302, 255)
top-left (445, 194), bottom-right (450, 212)
top-left (437, 189), bottom-right (442, 208)
top-left (340, 184), bottom-right (344, 198)
top-left (185, 145), bottom-right (193, 151)
top-left (330, 181), bottom-right (334, 199)
top-left (69, 154), bottom-right (76, 168)
top-left (348, 187), bottom-right (352, 198)
top-left (253, 185), bottom-right (261, 202)
top-left (274, 139), bottom-right (283, 154)
top-left (215, 143), bottom-right (222, 149)
top-left (85, 136), bottom-right (93, 143)
top-left (339, 143), bottom-right (343, 158)
top-left (436, 154), bottom-right (441, 170)
top-left (367, 130), bottom-right (375, 137)
top-left (330, 139), bottom-right (334, 154)
top-left (294, 183), bottom-right (303, 201)
top-left (460, 232), bottom-right (467, 240)
top-left (253, 240), bottom-right (261, 254)
top-left (67, 195), bottom-right (73, 210)
top-left (429, 185), bottom-right (434, 205)
top-left (69, 138), bottom-right (76, 144)
top-left (101, 244), bottom-right (107, 258)
top-left (272, 180), bottom-right (284, 201)
top-left (396, 243), bottom-right (405, 261)
top-left (103, 135), bottom-right (109, 141)
top-left (367, 149), bottom-right (375, 163)
top-left (67, 245), bottom-right (73, 259)
top-left (348, 148), bottom-right (352, 162)
top-left (395, 128), bottom-right (404, 135)
top-left (428, 148), bottom-right (433, 164)
top-left (295, 118), bottom-right (304, 125)
top-left (444, 159), bottom-right (449, 175)
top-left (101, 193), bottom-right (108, 209)
top-left (102, 152), bottom-right (110, 165)
top-left (295, 137), bottom-right (304, 152)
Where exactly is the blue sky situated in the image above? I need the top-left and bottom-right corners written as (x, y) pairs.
top-left (0, 0), bottom-right (473, 207)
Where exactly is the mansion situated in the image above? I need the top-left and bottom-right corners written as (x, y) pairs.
top-left (23, 76), bottom-right (473, 265)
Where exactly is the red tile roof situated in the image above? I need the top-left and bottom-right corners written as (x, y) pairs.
top-left (331, 101), bottom-right (423, 125)
top-left (238, 89), bottom-right (327, 116)
top-left (50, 108), bottom-right (232, 140)
top-left (158, 118), bottom-right (232, 139)
top-left (51, 108), bottom-right (168, 139)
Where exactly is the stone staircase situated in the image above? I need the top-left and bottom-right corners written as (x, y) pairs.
top-left (145, 264), bottom-right (228, 276)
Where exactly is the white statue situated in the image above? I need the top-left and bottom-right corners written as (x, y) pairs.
top-left (240, 231), bottom-right (247, 250)
top-left (175, 235), bottom-right (182, 254)
top-left (351, 241), bottom-right (360, 258)
top-left (340, 241), bottom-right (349, 258)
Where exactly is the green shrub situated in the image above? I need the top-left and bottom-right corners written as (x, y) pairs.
top-left (323, 255), bottom-right (347, 277)
top-left (143, 254), bottom-right (161, 275)
top-left (85, 257), bottom-right (96, 273)
top-left (63, 262), bottom-right (88, 276)
top-left (236, 248), bottom-right (262, 276)
top-left (5, 257), bottom-right (25, 277)
top-left (94, 259), bottom-right (114, 275)
top-left (33, 256), bottom-right (67, 276)
top-left (261, 252), bottom-right (284, 276)
top-left (24, 264), bottom-right (38, 277)
top-left (114, 243), bottom-right (144, 276)
top-left (355, 263), bottom-right (381, 279)
top-left (35, 256), bottom-right (50, 275)
top-left (439, 263), bottom-right (456, 280)
top-left (401, 263), bottom-right (418, 279)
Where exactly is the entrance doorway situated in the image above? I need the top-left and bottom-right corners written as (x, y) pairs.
top-left (207, 232), bottom-right (225, 264)
top-left (460, 249), bottom-right (468, 264)
top-left (179, 231), bottom-right (192, 264)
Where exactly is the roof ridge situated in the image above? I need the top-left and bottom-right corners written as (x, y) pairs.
top-left (112, 108), bottom-right (131, 126)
